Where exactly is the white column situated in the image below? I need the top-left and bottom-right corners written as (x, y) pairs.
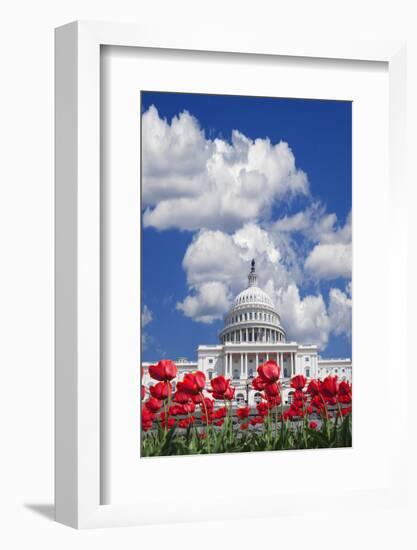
top-left (266, 352), bottom-right (269, 361)
top-left (240, 353), bottom-right (244, 378)
top-left (256, 352), bottom-right (259, 371)
top-left (246, 328), bottom-right (248, 342)
top-left (290, 353), bottom-right (294, 376)
top-left (245, 353), bottom-right (248, 377)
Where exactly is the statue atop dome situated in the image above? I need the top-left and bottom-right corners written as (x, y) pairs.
top-left (248, 259), bottom-right (257, 287)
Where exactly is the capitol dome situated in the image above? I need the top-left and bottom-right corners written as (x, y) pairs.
top-left (219, 260), bottom-right (286, 345)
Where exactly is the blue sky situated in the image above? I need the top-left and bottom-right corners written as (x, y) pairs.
top-left (141, 92), bottom-right (352, 361)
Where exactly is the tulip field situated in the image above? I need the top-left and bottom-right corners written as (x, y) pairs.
top-left (141, 359), bottom-right (352, 457)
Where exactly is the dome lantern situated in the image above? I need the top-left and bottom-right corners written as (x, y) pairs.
top-left (248, 258), bottom-right (257, 287)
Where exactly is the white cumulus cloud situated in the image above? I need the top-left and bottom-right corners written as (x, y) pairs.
top-left (142, 106), bottom-right (309, 232)
top-left (176, 281), bottom-right (231, 324)
top-left (276, 284), bottom-right (331, 349)
top-left (328, 285), bottom-right (352, 337)
top-left (305, 242), bottom-right (352, 280)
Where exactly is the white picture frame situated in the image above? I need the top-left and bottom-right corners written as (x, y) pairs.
top-left (55, 20), bottom-right (407, 529)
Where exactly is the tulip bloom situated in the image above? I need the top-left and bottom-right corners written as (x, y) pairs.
top-left (320, 376), bottom-right (339, 400)
top-left (208, 375), bottom-right (231, 399)
top-left (141, 406), bottom-right (155, 431)
top-left (149, 381), bottom-right (171, 400)
top-left (240, 422), bottom-right (249, 430)
top-left (236, 406), bottom-right (250, 419)
top-left (338, 380), bottom-right (352, 404)
top-left (257, 360), bottom-right (280, 383)
top-left (252, 376), bottom-right (266, 391)
top-left (173, 390), bottom-right (190, 404)
top-left (250, 416), bottom-right (264, 426)
top-left (148, 359), bottom-right (177, 382)
top-left (223, 385), bottom-right (235, 400)
top-left (145, 397), bottom-right (163, 412)
top-left (256, 401), bottom-right (269, 417)
top-left (214, 406), bottom-right (227, 419)
top-left (141, 406), bottom-right (155, 423)
top-left (290, 375), bottom-right (307, 390)
top-left (264, 382), bottom-right (280, 397)
top-left (266, 394), bottom-right (281, 407)
top-left (307, 379), bottom-right (321, 396)
top-left (177, 371), bottom-right (206, 395)
top-left (183, 402), bottom-right (196, 414)
top-left (309, 421), bottom-right (318, 429)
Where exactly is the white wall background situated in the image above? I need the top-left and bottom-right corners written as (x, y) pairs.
top-left (0, 0), bottom-right (416, 548)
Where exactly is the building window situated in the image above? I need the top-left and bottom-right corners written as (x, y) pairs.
top-left (249, 368), bottom-right (254, 378)
top-left (233, 368), bottom-right (239, 380)
top-left (208, 371), bottom-right (213, 380)
top-left (306, 368), bottom-right (310, 378)
top-left (305, 357), bottom-right (310, 362)
top-left (208, 358), bottom-right (213, 364)
top-left (236, 393), bottom-right (245, 404)
top-left (254, 392), bottom-right (262, 404)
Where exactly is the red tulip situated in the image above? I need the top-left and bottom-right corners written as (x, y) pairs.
top-left (309, 421), bottom-right (318, 429)
top-left (141, 406), bottom-right (155, 431)
top-left (291, 375), bottom-right (307, 390)
top-left (266, 394), bottom-right (281, 407)
top-left (338, 380), bottom-right (352, 404)
top-left (240, 422), bottom-right (249, 430)
top-left (202, 397), bottom-right (214, 410)
top-left (236, 406), bottom-right (250, 419)
top-left (141, 406), bottom-right (155, 422)
top-left (214, 419), bottom-right (224, 427)
top-left (183, 401), bottom-right (196, 414)
top-left (320, 376), bottom-right (339, 400)
top-left (250, 416), bottom-right (264, 426)
top-left (177, 371), bottom-right (206, 395)
top-left (256, 402), bottom-right (269, 417)
top-left (149, 381), bottom-right (171, 400)
top-left (307, 379), bottom-right (321, 396)
top-left (178, 418), bottom-right (189, 428)
top-left (148, 359), bottom-right (177, 381)
top-left (310, 394), bottom-right (324, 411)
top-left (258, 360), bottom-right (280, 383)
top-left (223, 385), bottom-right (235, 400)
top-left (173, 390), bottom-right (190, 404)
top-left (264, 382), bottom-right (280, 397)
top-left (209, 376), bottom-right (230, 397)
top-left (252, 376), bottom-right (266, 391)
top-left (145, 397), bottom-right (163, 412)
top-left (214, 406), bottom-right (227, 419)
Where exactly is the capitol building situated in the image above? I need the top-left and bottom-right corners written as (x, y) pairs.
top-left (143, 260), bottom-right (352, 406)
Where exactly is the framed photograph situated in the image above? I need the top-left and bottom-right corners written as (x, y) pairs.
top-left (55, 21), bottom-right (407, 528)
